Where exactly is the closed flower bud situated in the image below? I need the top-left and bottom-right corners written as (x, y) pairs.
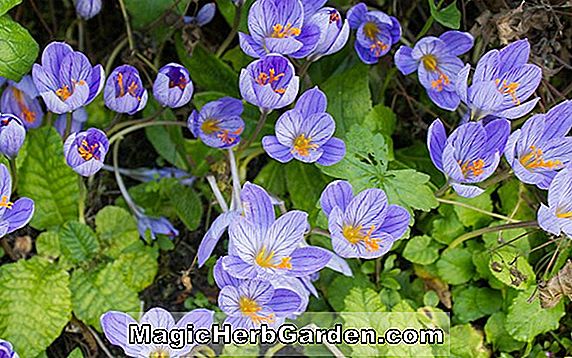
top-left (0, 114), bottom-right (26, 158)
top-left (104, 65), bottom-right (148, 115)
top-left (153, 63), bottom-right (194, 108)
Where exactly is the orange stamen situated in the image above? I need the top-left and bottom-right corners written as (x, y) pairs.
top-left (0, 195), bottom-right (13, 209)
top-left (342, 224), bottom-right (380, 252)
top-left (519, 145), bottom-right (562, 170)
top-left (495, 79), bottom-right (520, 105)
top-left (459, 159), bottom-right (485, 177)
top-left (271, 23), bottom-right (301, 38)
top-left (77, 139), bottom-right (99, 161)
top-left (239, 297), bottom-right (276, 325)
top-left (12, 88), bottom-right (36, 124)
top-left (291, 134), bottom-right (318, 157)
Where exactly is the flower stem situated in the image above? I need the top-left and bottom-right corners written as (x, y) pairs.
top-left (64, 111), bottom-right (72, 139)
top-left (447, 221), bottom-right (538, 250)
top-left (206, 175), bottom-right (229, 212)
top-left (77, 17), bottom-right (85, 52)
top-left (8, 158), bottom-right (17, 194)
top-left (216, 4), bottom-right (243, 58)
top-left (105, 37), bottom-right (128, 75)
top-left (227, 148), bottom-right (242, 211)
top-left (436, 197), bottom-right (520, 223)
top-left (108, 121), bottom-right (187, 146)
top-left (117, 0), bottom-right (135, 52)
top-left (112, 138), bottom-right (141, 215)
top-left (136, 52), bottom-right (158, 73)
top-left (78, 176), bottom-right (86, 224)
top-left (239, 110), bottom-right (269, 151)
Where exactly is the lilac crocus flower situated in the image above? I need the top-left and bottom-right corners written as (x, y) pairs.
top-left (54, 108), bottom-right (88, 138)
top-left (395, 31), bottom-right (474, 110)
top-left (262, 86), bottom-right (345, 165)
top-left (137, 214), bottom-right (179, 241)
top-left (0, 75), bottom-right (44, 129)
top-left (538, 168), bottom-right (572, 239)
top-left (504, 100), bottom-right (572, 189)
top-left (0, 164), bottom-right (34, 238)
top-left (0, 339), bottom-right (19, 358)
top-left (183, 3), bottom-right (216, 26)
top-left (188, 97), bottom-right (244, 148)
top-left (305, 8), bottom-right (350, 61)
top-left (32, 42), bottom-right (104, 114)
top-left (101, 307), bottom-right (214, 357)
top-left (219, 278), bottom-right (302, 329)
top-left (153, 63), bottom-right (194, 108)
top-left (346, 3), bottom-right (401, 64)
top-left (321, 180), bottom-right (409, 259)
top-left (239, 54), bottom-right (299, 112)
top-left (104, 65), bottom-right (148, 115)
top-left (75, 0), bottom-right (102, 19)
top-left (428, 118), bottom-right (510, 198)
top-left (457, 39), bottom-right (542, 121)
top-left (63, 128), bottom-right (109, 177)
top-left (238, 0), bottom-right (320, 58)
top-left (0, 114), bottom-right (25, 159)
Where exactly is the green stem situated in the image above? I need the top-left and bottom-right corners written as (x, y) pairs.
top-left (447, 221), bottom-right (538, 250)
top-left (9, 158), bottom-right (18, 194)
top-left (238, 110), bottom-right (269, 151)
top-left (265, 343), bottom-right (286, 357)
top-left (78, 176), bottom-right (86, 224)
top-left (64, 111), bottom-right (72, 139)
top-left (136, 52), bottom-right (158, 73)
top-left (117, 0), bottom-right (135, 52)
top-left (216, 4), bottom-right (243, 58)
top-left (108, 121), bottom-right (187, 146)
top-left (437, 198), bottom-right (520, 223)
top-left (107, 108), bottom-right (165, 135)
top-left (77, 17), bottom-right (85, 52)
top-left (105, 37), bottom-right (128, 75)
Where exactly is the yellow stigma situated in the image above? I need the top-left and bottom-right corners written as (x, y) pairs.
top-left (255, 246), bottom-right (292, 269)
top-left (0, 195), bottom-right (14, 209)
top-left (291, 134), bottom-right (318, 157)
top-left (459, 159), bottom-right (485, 177)
top-left (496, 79), bottom-right (521, 105)
top-left (239, 296), bottom-right (276, 325)
top-left (201, 118), bottom-right (221, 134)
top-left (55, 85), bottom-right (72, 101)
top-left (519, 145), bottom-right (562, 170)
top-left (149, 349), bottom-right (170, 358)
top-left (342, 225), bottom-right (380, 252)
top-left (421, 55), bottom-right (438, 71)
top-left (363, 22), bottom-right (379, 40)
top-left (270, 23), bottom-right (301, 38)
top-left (556, 210), bottom-right (572, 219)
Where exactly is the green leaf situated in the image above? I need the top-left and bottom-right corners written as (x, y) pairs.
top-left (363, 104), bottom-right (397, 136)
top-left (0, 15), bottom-right (39, 81)
top-left (67, 348), bottom-right (85, 358)
top-left (488, 248), bottom-right (535, 290)
top-left (325, 271), bottom-right (375, 312)
top-left (285, 161), bottom-right (329, 213)
top-left (403, 235), bottom-right (440, 264)
top-left (123, 0), bottom-right (189, 28)
top-left (343, 287), bottom-right (386, 313)
top-left (428, 0), bottom-right (461, 29)
top-left (254, 161), bottom-right (287, 197)
top-left (395, 141), bottom-right (446, 187)
top-left (451, 191), bottom-right (494, 227)
top-left (484, 312), bottom-right (525, 353)
top-left (0, 0), bottom-right (21, 16)
top-left (59, 221), bottom-right (99, 264)
top-left (380, 169), bottom-right (438, 212)
top-left (95, 206), bottom-right (139, 258)
top-left (111, 243), bottom-right (159, 292)
top-left (436, 247), bottom-right (475, 285)
top-left (35, 231), bottom-right (61, 258)
top-left (176, 40), bottom-right (239, 96)
top-left (321, 63), bottom-right (372, 136)
top-left (505, 286), bottom-right (565, 342)
top-left (166, 182), bottom-right (203, 231)
top-left (452, 287), bottom-right (502, 323)
top-left (19, 127), bottom-right (80, 230)
top-left (450, 324), bottom-right (489, 358)
top-left (145, 125), bottom-right (187, 169)
top-left (431, 205), bottom-right (465, 244)
top-left (0, 257), bottom-right (72, 358)
top-left (71, 264), bottom-right (140, 331)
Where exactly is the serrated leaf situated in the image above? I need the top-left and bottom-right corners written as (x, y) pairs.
top-left (71, 264), bottom-right (140, 331)
top-left (431, 205), bottom-right (465, 244)
top-left (19, 127), bottom-right (80, 230)
top-left (95, 206), bottom-right (139, 258)
top-left (403, 235), bottom-right (440, 264)
top-left (343, 287), bottom-right (385, 313)
top-left (428, 0), bottom-right (461, 29)
top-left (436, 247), bottom-right (475, 285)
top-left (0, 15), bottom-right (39, 81)
top-left (111, 243), bottom-right (159, 292)
top-left (59, 221), bottom-right (99, 264)
top-left (380, 169), bottom-right (438, 212)
top-left (0, 0), bottom-right (21, 16)
top-left (35, 231), bottom-right (61, 258)
top-left (484, 312), bottom-right (524, 353)
top-left (489, 248), bottom-right (535, 290)
top-left (452, 191), bottom-right (494, 227)
top-left (505, 286), bottom-right (565, 342)
top-left (0, 257), bottom-right (72, 358)
top-left (450, 324), bottom-right (489, 358)
top-left (325, 272), bottom-right (375, 312)
top-left (452, 287), bottom-right (502, 323)
top-left (166, 182), bottom-right (203, 231)
top-left (285, 161), bottom-right (329, 213)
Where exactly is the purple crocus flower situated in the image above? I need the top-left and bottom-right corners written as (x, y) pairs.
top-left (457, 39), bottom-right (542, 121)
top-left (504, 100), bottom-right (572, 190)
top-left (321, 180), bottom-right (409, 259)
top-left (305, 7), bottom-right (350, 61)
top-left (137, 214), bottom-right (179, 241)
top-left (183, 3), bottom-right (216, 27)
top-left (346, 3), bottom-right (401, 64)
top-left (538, 168), bottom-right (572, 239)
top-left (32, 42), bottom-right (104, 114)
top-left (0, 164), bottom-right (34, 238)
top-left (75, 0), bottom-right (102, 19)
top-left (0, 339), bottom-right (19, 358)
top-left (262, 86), bottom-right (345, 165)
top-left (395, 31), bottom-right (474, 110)
top-left (188, 97), bottom-right (244, 149)
top-left (63, 128), bottom-right (109, 177)
top-left (101, 307), bottom-right (214, 357)
top-left (0, 114), bottom-right (25, 159)
top-left (153, 63), bottom-right (194, 108)
top-left (428, 118), bottom-right (510, 198)
top-left (239, 54), bottom-right (299, 112)
top-left (104, 65), bottom-right (148, 115)
top-left (238, 0), bottom-right (320, 58)
top-left (0, 75), bottom-right (44, 129)
top-left (219, 278), bottom-right (302, 329)
top-left (54, 108), bottom-right (88, 138)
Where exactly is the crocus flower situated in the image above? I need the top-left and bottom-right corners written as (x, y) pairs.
top-left (32, 42), bottom-right (104, 114)
top-left (457, 39), bottom-right (542, 121)
top-left (0, 339), bottom-right (19, 358)
top-left (320, 180), bottom-right (409, 259)
top-left (0, 75), bottom-right (44, 129)
top-left (0, 114), bottom-right (25, 159)
top-left (75, 0), bottom-right (102, 19)
top-left (63, 128), bottom-right (109, 176)
top-left (238, 0), bottom-right (320, 58)
top-left (240, 54), bottom-right (299, 112)
top-left (504, 100), bottom-right (572, 189)
top-left (101, 307), bottom-right (214, 357)
top-left (153, 63), bottom-right (194, 108)
top-left (305, 7), bottom-right (350, 61)
top-left (219, 278), bottom-right (302, 329)
top-left (346, 3), bottom-right (401, 64)
top-left (262, 86), bottom-right (345, 165)
top-left (54, 108), bottom-right (88, 138)
top-left (137, 214), bottom-right (179, 241)
top-left (104, 65), bottom-right (148, 115)
top-left (428, 118), bottom-right (510, 198)
top-left (395, 31), bottom-right (474, 111)
top-left (188, 97), bottom-right (244, 148)
top-left (538, 168), bottom-right (572, 239)
top-left (0, 164), bottom-right (34, 238)
top-left (183, 3), bottom-right (216, 26)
